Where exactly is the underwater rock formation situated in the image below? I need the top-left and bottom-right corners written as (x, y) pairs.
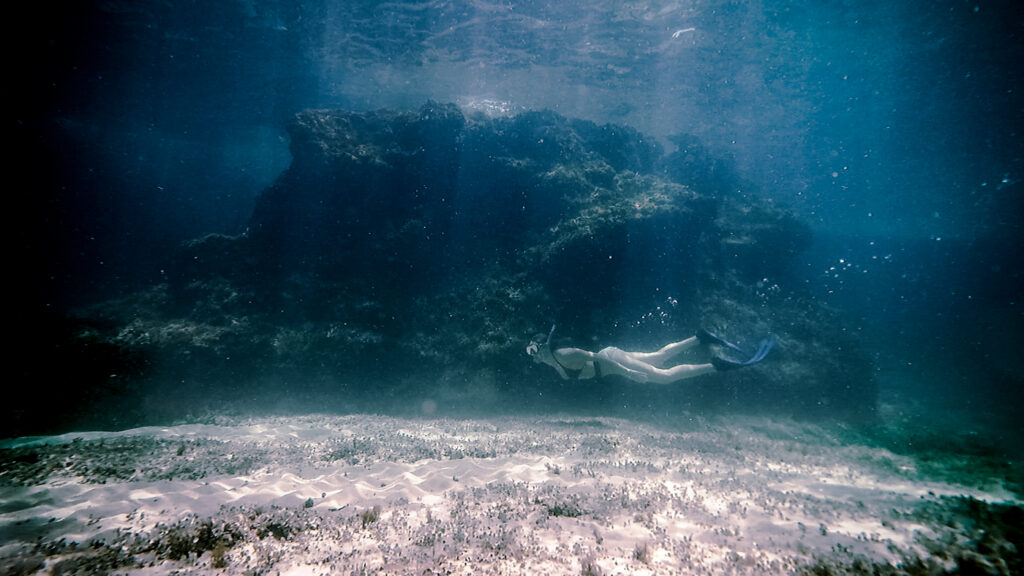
top-left (24, 102), bottom-right (875, 435)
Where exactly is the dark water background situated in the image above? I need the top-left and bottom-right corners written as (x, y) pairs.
top-left (14, 1), bottom-right (1023, 441)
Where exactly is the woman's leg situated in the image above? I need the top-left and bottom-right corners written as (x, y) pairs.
top-left (646, 362), bottom-right (716, 384)
top-left (623, 336), bottom-right (700, 367)
top-left (598, 345), bottom-right (714, 384)
top-left (607, 354), bottom-right (715, 384)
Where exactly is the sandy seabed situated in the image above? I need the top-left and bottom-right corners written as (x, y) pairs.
top-left (0, 413), bottom-right (1020, 575)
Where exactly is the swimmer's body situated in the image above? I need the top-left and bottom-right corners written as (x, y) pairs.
top-left (526, 326), bottom-right (773, 384)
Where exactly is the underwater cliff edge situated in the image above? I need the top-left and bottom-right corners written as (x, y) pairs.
top-left (13, 103), bottom-right (873, 436)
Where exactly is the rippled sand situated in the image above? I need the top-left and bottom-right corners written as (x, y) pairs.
top-left (1, 414), bottom-right (1019, 575)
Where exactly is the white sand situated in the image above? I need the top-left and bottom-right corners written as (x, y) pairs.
top-left (0, 414), bottom-right (1019, 575)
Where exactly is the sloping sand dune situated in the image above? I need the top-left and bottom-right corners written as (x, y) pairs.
top-left (1, 414), bottom-right (1020, 575)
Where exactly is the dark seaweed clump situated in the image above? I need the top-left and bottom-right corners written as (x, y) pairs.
top-left (796, 497), bottom-right (1023, 576)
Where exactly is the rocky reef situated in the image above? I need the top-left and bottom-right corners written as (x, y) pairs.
top-left (15, 103), bottom-right (875, 436)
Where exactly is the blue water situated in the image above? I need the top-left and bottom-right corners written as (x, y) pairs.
top-left (7, 4), bottom-right (1024, 574)
top-left (12, 1), bottom-right (1023, 448)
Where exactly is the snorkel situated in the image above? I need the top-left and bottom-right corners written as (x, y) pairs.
top-left (526, 324), bottom-right (557, 363)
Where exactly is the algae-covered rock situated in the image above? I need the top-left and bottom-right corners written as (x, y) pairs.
top-left (42, 103), bottom-right (875, 431)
